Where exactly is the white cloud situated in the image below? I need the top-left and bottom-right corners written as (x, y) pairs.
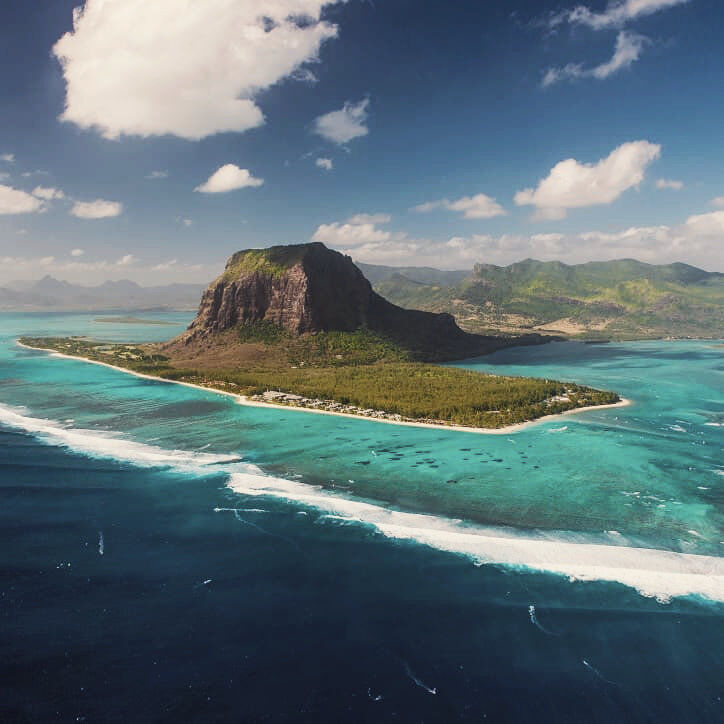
top-left (311, 207), bottom-right (722, 269)
top-left (117, 254), bottom-right (137, 266)
top-left (315, 157), bottom-right (333, 171)
top-left (347, 213), bottom-right (391, 224)
top-left (1, 153), bottom-right (14, 163)
top-left (555, 0), bottom-right (689, 30)
top-left (543, 31), bottom-right (647, 86)
top-left (71, 248), bottom-right (85, 257)
top-left (515, 140), bottom-right (661, 219)
top-left (683, 210), bottom-right (724, 237)
top-left (32, 186), bottom-right (65, 200)
top-left (313, 99), bottom-right (369, 144)
top-left (0, 185), bottom-right (45, 215)
top-left (313, 221), bottom-right (395, 248)
top-left (414, 192), bottom-right (506, 219)
top-left (71, 199), bottom-right (123, 219)
top-left (153, 259), bottom-right (177, 271)
top-left (53, 0), bottom-right (341, 140)
top-left (709, 197), bottom-right (724, 208)
top-left (655, 178), bottom-right (683, 190)
top-left (146, 170), bottom-right (168, 180)
top-left (182, 218), bottom-right (193, 227)
top-left (195, 164), bottom-right (263, 193)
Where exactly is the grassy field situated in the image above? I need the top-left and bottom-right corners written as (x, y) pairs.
top-left (19, 332), bottom-right (620, 429)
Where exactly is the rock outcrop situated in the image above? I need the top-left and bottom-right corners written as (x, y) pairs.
top-left (177, 242), bottom-right (548, 361)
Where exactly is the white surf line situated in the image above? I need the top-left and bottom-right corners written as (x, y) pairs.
top-left (16, 341), bottom-right (632, 436)
top-left (0, 402), bottom-right (241, 471)
top-left (227, 470), bottom-right (724, 604)
top-left (1, 393), bottom-right (721, 604)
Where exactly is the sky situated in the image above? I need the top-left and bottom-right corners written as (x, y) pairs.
top-left (0, 0), bottom-right (723, 285)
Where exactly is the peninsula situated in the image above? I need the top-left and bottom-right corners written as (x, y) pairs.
top-left (20, 243), bottom-right (621, 430)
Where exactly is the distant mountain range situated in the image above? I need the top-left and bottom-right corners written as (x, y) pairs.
top-left (361, 259), bottom-right (724, 339)
top-left (0, 275), bottom-right (204, 311)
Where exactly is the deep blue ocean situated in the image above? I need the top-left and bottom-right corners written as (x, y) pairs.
top-left (0, 312), bottom-right (722, 722)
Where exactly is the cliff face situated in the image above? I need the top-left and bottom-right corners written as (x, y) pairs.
top-left (185, 243), bottom-right (374, 337)
top-left (179, 242), bottom-right (546, 361)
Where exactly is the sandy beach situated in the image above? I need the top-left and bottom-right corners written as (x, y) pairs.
top-left (17, 341), bottom-right (631, 435)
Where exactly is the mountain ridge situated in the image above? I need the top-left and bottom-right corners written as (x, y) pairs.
top-left (367, 257), bottom-right (723, 339)
top-left (173, 242), bottom-right (551, 362)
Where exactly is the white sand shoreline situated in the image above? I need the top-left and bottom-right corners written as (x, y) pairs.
top-left (16, 341), bottom-right (631, 435)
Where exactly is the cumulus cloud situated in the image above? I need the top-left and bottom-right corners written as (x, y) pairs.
top-left (313, 99), bottom-right (369, 144)
top-left (310, 206), bottom-right (722, 269)
top-left (708, 197), bottom-right (724, 208)
top-left (683, 210), bottom-right (724, 237)
top-left (71, 248), bottom-right (85, 257)
top-left (52, 0), bottom-right (341, 140)
top-left (315, 157), bottom-right (333, 171)
top-left (195, 164), bottom-right (263, 193)
top-left (32, 186), bottom-right (65, 200)
top-left (553, 0), bottom-right (689, 30)
top-left (543, 31), bottom-right (647, 86)
top-left (71, 199), bottom-right (123, 219)
top-left (1, 153), bottom-right (14, 163)
top-left (0, 185), bottom-right (45, 215)
top-left (514, 140), bottom-right (661, 219)
top-left (655, 178), bottom-right (683, 190)
top-left (414, 192), bottom-right (506, 219)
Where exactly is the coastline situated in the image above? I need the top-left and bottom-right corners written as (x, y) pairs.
top-left (16, 341), bottom-right (631, 435)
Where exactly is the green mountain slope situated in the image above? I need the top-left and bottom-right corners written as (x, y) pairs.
top-left (370, 259), bottom-right (723, 339)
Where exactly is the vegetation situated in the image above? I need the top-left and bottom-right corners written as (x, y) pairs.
top-left (20, 335), bottom-right (620, 429)
top-left (222, 244), bottom-right (312, 281)
top-left (369, 258), bottom-right (724, 340)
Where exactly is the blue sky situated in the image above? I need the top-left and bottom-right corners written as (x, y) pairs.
top-left (0, 0), bottom-right (722, 284)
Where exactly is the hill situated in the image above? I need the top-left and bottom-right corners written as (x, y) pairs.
top-left (369, 258), bottom-right (723, 339)
top-left (20, 244), bottom-right (622, 431)
top-left (0, 275), bottom-right (204, 311)
top-left (174, 242), bottom-right (550, 362)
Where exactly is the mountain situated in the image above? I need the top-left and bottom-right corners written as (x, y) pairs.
top-left (372, 258), bottom-right (724, 339)
top-left (0, 276), bottom-right (205, 311)
top-left (356, 262), bottom-right (468, 287)
top-left (175, 242), bottom-right (550, 362)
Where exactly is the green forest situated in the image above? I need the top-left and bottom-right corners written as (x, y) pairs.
top-left (20, 335), bottom-right (619, 429)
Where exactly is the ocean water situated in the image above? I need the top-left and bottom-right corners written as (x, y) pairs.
top-left (1, 312), bottom-right (722, 722)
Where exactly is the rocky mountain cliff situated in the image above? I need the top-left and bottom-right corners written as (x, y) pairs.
top-left (177, 242), bottom-right (546, 361)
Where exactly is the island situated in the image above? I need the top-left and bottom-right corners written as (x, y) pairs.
top-left (19, 243), bottom-right (623, 431)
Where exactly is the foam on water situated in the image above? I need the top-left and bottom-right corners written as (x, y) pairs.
top-left (2, 402), bottom-right (722, 605)
top-left (227, 469), bottom-right (724, 604)
top-left (0, 403), bottom-right (240, 472)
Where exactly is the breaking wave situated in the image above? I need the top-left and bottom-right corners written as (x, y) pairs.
top-left (2, 401), bottom-right (722, 605)
top-left (0, 403), bottom-right (240, 472)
